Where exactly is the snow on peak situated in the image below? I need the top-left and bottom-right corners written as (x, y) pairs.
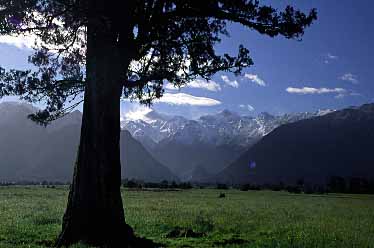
top-left (121, 107), bottom-right (336, 147)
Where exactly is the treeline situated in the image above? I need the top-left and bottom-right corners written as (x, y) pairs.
top-left (234, 183), bottom-right (328, 194)
top-left (327, 176), bottom-right (374, 194)
top-left (229, 177), bottom-right (374, 194)
top-left (0, 181), bottom-right (68, 186)
top-left (122, 179), bottom-right (193, 189)
top-left (2, 177), bottom-right (374, 194)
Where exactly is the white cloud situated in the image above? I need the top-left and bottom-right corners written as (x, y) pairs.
top-left (340, 73), bottom-right (358, 84)
top-left (335, 91), bottom-right (362, 99)
top-left (156, 93), bottom-right (221, 106)
top-left (327, 53), bottom-right (338, 60)
top-left (335, 93), bottom-right (345, 99)
top-left (165, 79), bottom-right (221, 92)
top-left (324, 53), bottom-right (338, 64)
top-left (121, 105), bottom-right (152, 122)
top-left (286, 87), bottom-right (346, 95)
top-left (239, 104), bottom-right (255, 111)
top-left (244, 73), bottom-right (266, 86)
top-left (0, 34), bottom-right (37, 49)
top-left (221, 75), bottom-right (239, 88)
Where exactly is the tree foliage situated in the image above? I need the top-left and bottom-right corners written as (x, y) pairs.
top-left (0, 0), bottom-right (317, 125)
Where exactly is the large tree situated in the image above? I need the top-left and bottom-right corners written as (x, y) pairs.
top-left (0, 0), bottom-right (316, 247)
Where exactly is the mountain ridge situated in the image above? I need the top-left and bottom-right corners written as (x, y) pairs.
top-left (121, 107), bottom-right (335, 180)
top-left (0, 102), bottom-right (177, 182)
top-left (212, 103), bottom-right (374, 185)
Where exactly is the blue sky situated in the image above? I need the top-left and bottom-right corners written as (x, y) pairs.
top-left (1, 0), bottom-right (373, 119)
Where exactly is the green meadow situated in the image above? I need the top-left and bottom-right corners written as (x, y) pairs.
top-left (0, 186), bottom-right (374, 248)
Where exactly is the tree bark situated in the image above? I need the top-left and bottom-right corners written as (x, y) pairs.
top-left (56, 15), bottom-right (134, 247)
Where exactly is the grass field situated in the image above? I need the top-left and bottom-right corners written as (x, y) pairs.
top-left (0, 187), bottom-right (374, 248)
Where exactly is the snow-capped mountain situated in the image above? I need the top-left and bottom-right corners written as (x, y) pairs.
top-left (121, 108), bottom-right (335, 147)
top-left (121, 108), bottom-right (335, 181)
top-left (122, 111), bottom-right (187, 143)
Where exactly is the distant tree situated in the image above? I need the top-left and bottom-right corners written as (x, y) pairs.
top-left (216, 183), bottom-right (229, 190)
top-left (328, 176), bottom-right (347, 193)
top-left (239, 184), bottom-right (250, 191)
top-left (160, 180), bottom-right (169, 188)
top-left (171, 181), bottom-right (178, 189)
top-left (178, 182), bottom-right (193, 190)
top-left (239, 183), bottom-right (260, 191)
top-left (0, 1), bottom-right (316, 246)
top-left (123, 179), bottom-right (142, 189)
top-left (296, 178), bottom-right (305, 188)
top-left (286, 185), bottom-right (302, 194)
top-left (349, 177), bottom-right (370, 194)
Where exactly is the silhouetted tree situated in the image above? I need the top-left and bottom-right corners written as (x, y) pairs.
top-left (0, 1), bottom-right (316, 247)
top-left (123, 179), bottom-right (142, 189)
top-left (286, 185), bottom-right (302, 194)
top-left (296, 178), bottom-right (305, 188)
top-left (328, 176), bottom-right (347, 193)
top-left (160, 180), bottom-right (169, 188)
top-left (348, 177), bottom-right (370, 194)
top-left (171, 181), bottom-right (178, 189)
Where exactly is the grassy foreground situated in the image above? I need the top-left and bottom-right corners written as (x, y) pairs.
top-left (0, 187), bottom-right (374, 247)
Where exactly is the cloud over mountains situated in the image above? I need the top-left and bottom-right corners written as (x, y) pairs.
top-left (286, 87), bottom-right (346, 95)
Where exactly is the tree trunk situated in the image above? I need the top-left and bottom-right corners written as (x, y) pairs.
top-left (56, 16), bottom-right (134, 247)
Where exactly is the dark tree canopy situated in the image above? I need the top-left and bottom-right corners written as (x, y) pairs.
top-left (0, 0), bottom-right (316, 125)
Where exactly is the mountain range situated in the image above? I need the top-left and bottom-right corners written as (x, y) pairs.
top-left (1, 101), bottom-right (372, 186)
top-left (213, 104), bottom-right (374, 185)
top-left (121, 108), bottom-right (334, 180)
top-left (0, 102), bottom-right (176, 182)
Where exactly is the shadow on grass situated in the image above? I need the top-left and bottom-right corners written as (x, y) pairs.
top-left (32, 235), bottom-right (159, 248)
